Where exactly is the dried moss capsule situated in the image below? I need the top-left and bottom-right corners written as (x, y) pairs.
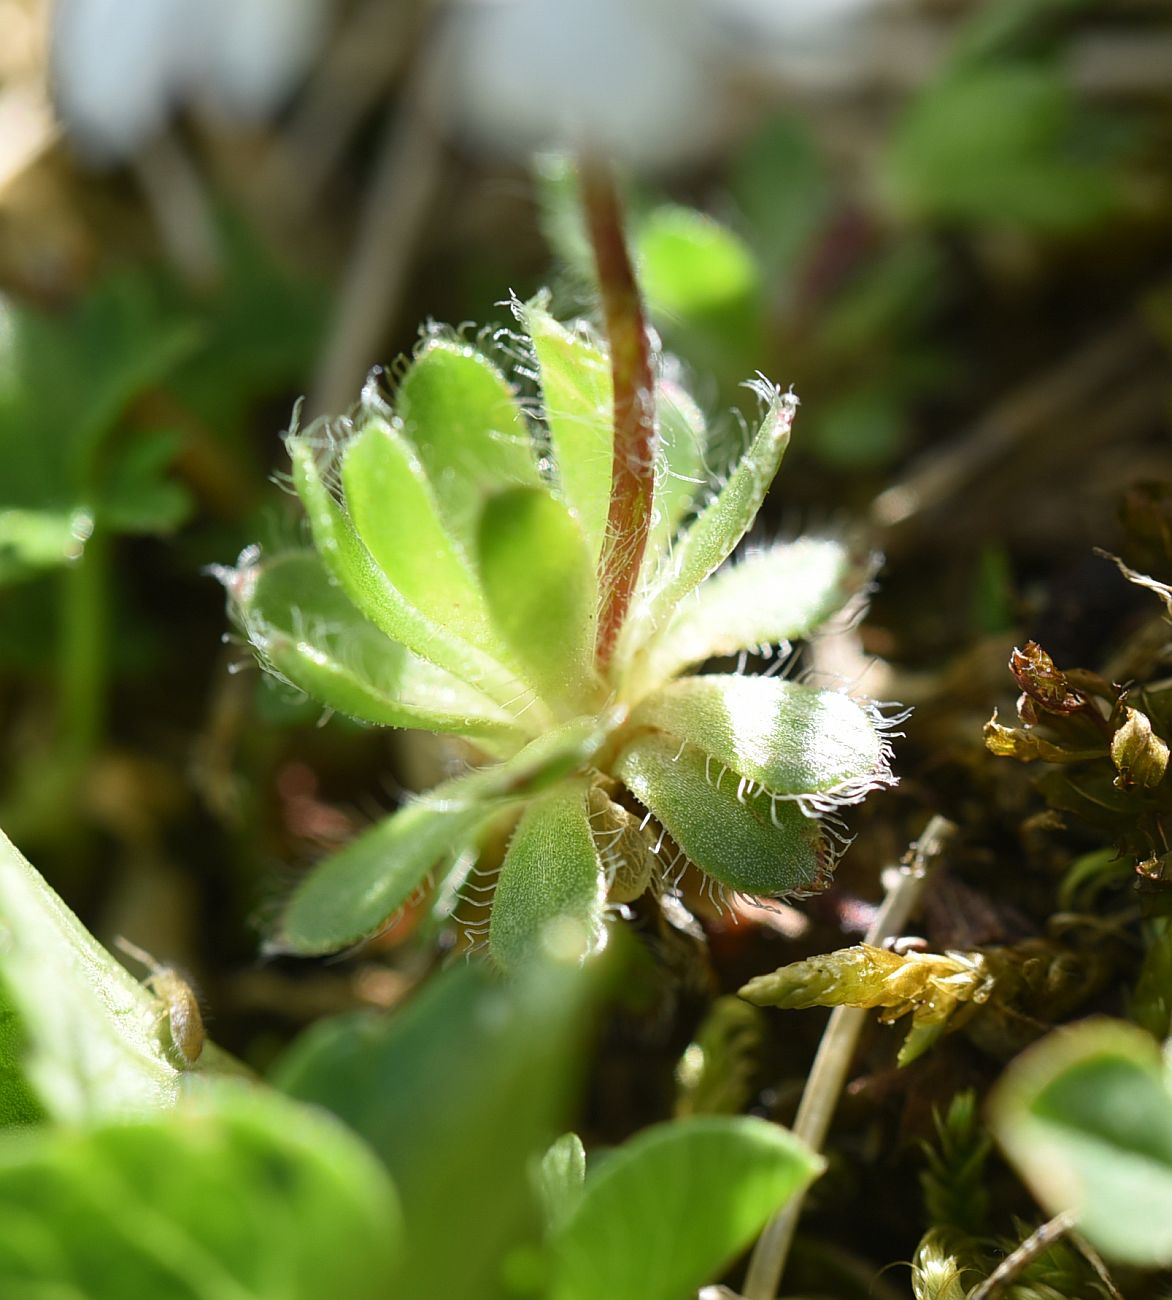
top-left (115, 937), bottom-right (205, 1065)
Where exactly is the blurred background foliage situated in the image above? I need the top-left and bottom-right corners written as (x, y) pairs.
top-left (1, 0), bottom-right (1172, 1289)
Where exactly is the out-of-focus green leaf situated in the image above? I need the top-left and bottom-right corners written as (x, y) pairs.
top-left (524, 304), bottom-right (613, 562)
top-left (0, 1082), bottom-right (402, 1299)
top-left (341, 417), bottom-right (496, 644)
top-left (624, 390), bottom-right (796, 662)
top-left (990, 1018), bottom-right (1172, 1265)
top-left (0, 829), bottom-right (193, 1121)
top-left (231, 550), bottom-right (522, 743)
top-left (540, 1133), bottom-right (587, 1232)
top-left (273, 956), bottom-right (597, 1300)
top-left (633, 538), bottom-right (863, 688)
top-left (0, 508), bottom-right (89, 585)
top-left (883, 66), bottom-right (1121, 231)
top-left (489, 785), bottom-right (606, 971)
top-left (615, 734), bottom-right (827, 896)
top-left (167, 215), bottom-right (325, 437)
top-left (478, 487), bottom-right (600, 714)
top-left (633, 675), bottom-right (889, 800)
top-left (729, 115), bottom-right (831, 278)
top-left (289, 438), bottom-right (524, 711)
top-left (98, 430), bottom-right (193, 534)
top-left (637, 205), bottom-right (762, 363)
top-left (396, 337), bottom-right (540, 550)
top-left (274, 713), bottom-right (619, 954)
top-left (811, 388), bottom-right (909, 471)
top-left (549, 1116), bottom-right (822, 1300)
top-left (0, 277), bottom-right (197, 582)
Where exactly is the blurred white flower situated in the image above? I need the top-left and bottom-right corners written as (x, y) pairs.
top-left (440, 0), bottom-right (725, 169)
top-left (440, 0), bottom-right (888, 168)
top-left (50, 0), bottom-right (327, 160)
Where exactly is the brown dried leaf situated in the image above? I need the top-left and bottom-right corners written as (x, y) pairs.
top-left (1009, 642), bottom-right (1085, 715)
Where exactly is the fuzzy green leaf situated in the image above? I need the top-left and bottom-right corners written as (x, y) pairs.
top-left (234, 551), bottom-right (522, 743)
top-left (489, 786), bottom-right (607, 971)
top-left (525, 305), bottom-right (612, 561)
top-left (634, 538), bottom-right (864, 688)
top-left (550, 1116), bottom-right (822, 1300)
top-left (289, 438), bottom-right (525, 712)
top-left (623, 389), bottom-right (797, 662)
top-left (342, 416), bottom-right (496, 645)
top-left (991, 1018), bottom-right (1172, 1266)
top-left (650, 379), bottom-right (708, 560)
top-left (0, 1083), bottom-right (402, 1299)
top-left (633, 675), bottom-right (889, 801)
top-left (273, 957), bottom-right (597, 1300)
top-left (276, 714), bottom-right (619, 955)
top-left (615, 734), bottom-right (828, 896)
top-left (396, 337), bottom-right (540, 549)
top-left (478, 487), bottom-right (600, 714)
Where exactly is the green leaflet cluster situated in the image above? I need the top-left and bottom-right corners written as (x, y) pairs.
top-left (221, 300), bottom-right (899, 968)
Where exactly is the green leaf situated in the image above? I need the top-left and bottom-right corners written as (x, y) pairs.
top-left (540, 1133), bottom-right (587, 1232)
top-left (615, 734), bottom-right (828, 896)
top-left (478, 487), bottom-right (600, 714)
top-left (273, 956), bottom-right (597, 1300)
top-left (0, 830), bottom-right (178, 1118)
top-left (524, 305), bottom-right (612, 562)
top-left (633, 675), bottom-right (890, 802)
top-left (633, 538), bottom-right (864, 688)
top-left (341, 416), bottom-right (496, 645)
top-left (883, 66), bottom-right (1121, 231)
top-left (489, 785), bottom-right (607, 972)
top-left (623, 389), bottom-right (796, 664)
top-left (274, 796), bottom-right (492, 958)
top-left (289, 438), bottom-right (527, 713)
top-left (638, 206), bottom-right (758, 317)
top-left (550, 1116), bottom-right (822, 1300)
top-left (636, 205), bottom-right (764, 373)
top-left (650, 379), bottom-right (708, 561)
top-left (0, 277), bottom-right (197, 557)
top-left (0, 508), bottom-right (89, 586)
top-left (729, 115), bottom-right (830, 278)
top-left (275, 713), bottom-right (620, 955)
top-left (991, 1018), bottom-right (1172, 1266)
top-left (0, 1082), bottom-right (402, 1299)
top-left (0, 828), bottom-right (201, 1121)
top-left (396, 336), bottom-right (540, 549)
top-left (231, 551), bottom-right (522, 743)
top-left (98, 429), bottom-right (193, 535)
top-left (0, 981), bottom-right (45, 1128)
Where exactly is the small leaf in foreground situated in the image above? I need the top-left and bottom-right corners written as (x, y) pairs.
top-left (273, 956), bottom-right (598, 1300)
top-left (990, 1017), bottom-right (1172, 1266)
top-left (549, 1115), bottom-right (822, 1300)
top-left (0, 1083), bottom-right (402, 1300)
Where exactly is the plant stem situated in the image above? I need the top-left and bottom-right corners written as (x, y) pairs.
top-left (579, 157), bottom-right (656, 674)
top-left (968, 1212), bottom-right (1076, 1300)
top-left (60, 526), bottom-right (112, 773)
top-left (741, 816), bottom-right (958, 1300)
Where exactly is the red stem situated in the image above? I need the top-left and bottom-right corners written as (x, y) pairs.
top-left (580, 158), bottom-right (656, 673)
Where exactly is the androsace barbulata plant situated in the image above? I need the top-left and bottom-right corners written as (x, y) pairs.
top-left (218, 166), bottom-right (902, 969)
